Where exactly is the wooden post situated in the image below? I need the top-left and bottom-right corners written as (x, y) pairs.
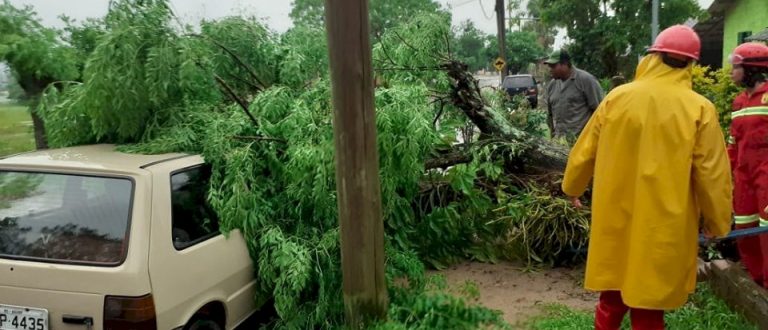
top-left (323, 0), bottom-right (388, 327)
top-left (496, 0), bottom-right (508, 82)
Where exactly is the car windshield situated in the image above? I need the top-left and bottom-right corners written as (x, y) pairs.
top-left (0, 171), bottom-right (133, 265)
top-left (503, 76), bottom-right (534, 88)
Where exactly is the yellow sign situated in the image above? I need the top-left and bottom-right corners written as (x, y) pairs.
top-left (493, 57), bottom-right (506, 71)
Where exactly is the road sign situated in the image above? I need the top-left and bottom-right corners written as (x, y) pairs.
top-left (493, 57), bottom-right (506, 71)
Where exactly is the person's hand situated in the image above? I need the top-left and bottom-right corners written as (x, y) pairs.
top-left (569, 196), bottom-right (583, 209)
top-left (764, 204), bottom-right (768, 214)
top-left (701, 227), bottom-right (715, 240)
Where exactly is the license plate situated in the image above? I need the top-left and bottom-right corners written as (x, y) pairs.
top-left (0, 305), bottom-right (47, 330)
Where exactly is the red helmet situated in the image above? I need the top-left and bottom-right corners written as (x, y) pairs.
top-left (729, 42), bottom-right (768, 68)
top-left (648, 25), bottom-right (701, 61)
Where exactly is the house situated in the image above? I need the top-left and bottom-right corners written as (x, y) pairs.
top-left (694, 0), bottom-right (768, 69)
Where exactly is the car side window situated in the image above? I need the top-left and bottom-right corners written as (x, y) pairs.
top-left (170, 165), bottom-right (219, 250)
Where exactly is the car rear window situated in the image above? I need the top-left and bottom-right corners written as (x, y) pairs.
top-left (0, 171), bottom-right (133, 265)
top-left (503, 76), bottom-right (535, 88)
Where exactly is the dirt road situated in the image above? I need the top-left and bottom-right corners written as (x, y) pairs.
top-left (435, 261), bottom-right (596, 327)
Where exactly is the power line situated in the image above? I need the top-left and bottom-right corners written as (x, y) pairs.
top-left (478, 0), bottom-right (494, 20)
top-left (449, 0), bottom-right (476, 7)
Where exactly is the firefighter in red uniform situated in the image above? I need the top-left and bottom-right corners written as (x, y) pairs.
top-left (728, 42), bottom-right (768, 288)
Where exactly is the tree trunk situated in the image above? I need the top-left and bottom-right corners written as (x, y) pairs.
top-left (30, 110), bottom-right (48, 150)
top-left (437, 60), bottom-right (569, 174)
top-left (425, 150), bottom-right (473, 169)
top-left (16, 75), bottom-right (52, 150)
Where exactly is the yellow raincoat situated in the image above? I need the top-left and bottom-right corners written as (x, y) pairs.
top-left (562, 54), bottom-right (733, 310)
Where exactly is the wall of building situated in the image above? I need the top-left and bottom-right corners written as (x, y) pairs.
top-left (722, 0), bottom-right (768, 66)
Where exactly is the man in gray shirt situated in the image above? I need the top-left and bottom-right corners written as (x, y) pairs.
top-left (543, 49), bottom-right (605, 142)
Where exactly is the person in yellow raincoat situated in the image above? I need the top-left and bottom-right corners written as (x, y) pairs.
top-left (562, 25), bottom-right (733, 330)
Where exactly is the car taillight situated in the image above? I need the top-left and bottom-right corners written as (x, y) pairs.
top-left (104, 294), bottom-right (157, 330)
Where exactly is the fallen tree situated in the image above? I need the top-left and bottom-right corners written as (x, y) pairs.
top-left (437, 60), bottom-right (568, 173)
top-left (34, 1), bottom-right (586, 328)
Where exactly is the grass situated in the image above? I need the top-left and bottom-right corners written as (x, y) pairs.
top-left (525, 284), bottom-right (756, 329)
top-left (0, 102), bottom-right (35, 157)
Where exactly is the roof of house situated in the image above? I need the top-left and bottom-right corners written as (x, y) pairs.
top-left (746, 28), bottom-right (768, 42)
top-left (692, 0), bottom-right (734, 46)
top-left (694, 15), bottom-right (725, 43)
top-left (707, 0), bottom-right (739, 14)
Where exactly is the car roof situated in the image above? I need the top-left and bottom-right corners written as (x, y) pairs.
top-left (0, 144), bottom-right (191, 174)
top-left (505, 74), bottom-right (533, 77)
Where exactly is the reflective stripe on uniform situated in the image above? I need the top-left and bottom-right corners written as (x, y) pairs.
top-left (731, 106), bottom-right (768, 119)
top-left (735, 214), bottom-right (759, 224)
top-left (761, 218), bottom-right (768, 227)
top-left (727, 135), bottom-right (736, 144)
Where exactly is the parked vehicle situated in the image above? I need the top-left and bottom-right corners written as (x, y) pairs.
top-left (0, 145), bottom-right (259, 330)
top-left (501, 74), bottom-right (538, 108)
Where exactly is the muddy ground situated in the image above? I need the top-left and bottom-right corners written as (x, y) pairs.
top-left (435, 261), bottom-right (597, 327)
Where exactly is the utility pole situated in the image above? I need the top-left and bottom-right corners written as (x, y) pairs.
top-left (496, 0), bottom-right (507, 83)
top-left (651, 0), bottom-right (659, 43)
top-left (323, 0), bottom-right (388, 327)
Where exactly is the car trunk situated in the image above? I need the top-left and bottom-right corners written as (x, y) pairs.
top-left (0, 282), bottom-right (102, 330)
top-left (0, 171), bottom-right (152, 330)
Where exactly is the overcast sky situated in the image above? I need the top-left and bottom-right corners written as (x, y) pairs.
top-left (10, 0), bottom-right (716, 36)
top-left (0, 0), bottom-right (718, 81)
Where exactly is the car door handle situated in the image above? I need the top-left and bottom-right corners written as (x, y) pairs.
top-left (63, 315), bottom-right (93, 329)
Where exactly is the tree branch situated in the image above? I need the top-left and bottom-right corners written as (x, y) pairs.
top-left (227, 73), bottom-right (263, 93)
top-left (190, 34), bottom-right (267, 90)
top-left (393, 30), bottom-right (422, 55)
top-left (231, 135), bottom-right (287, 143)
top-left (432, 98), bottom-right (446, 128)
top-left (374, 34), bottom-right (398, 67)
top-left (214, 75), bottom-right (258, 126)
top-left (425, 150), bottom-right (473, 169)
top-left (393, 30), bottom-right (449, 62)
top-left (442, 30), bottom-right (453, 60)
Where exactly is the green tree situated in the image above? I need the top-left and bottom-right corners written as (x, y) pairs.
top-left (289, 0), bottom-right (442, 36)
top-left (539, 0), bottom-right (703, 78)
top-left (484, 31), bottom-right (546, 75)
top-left (0, 0), bottom-right (81, 149)
top-left (289, 0), bottom-right (324, 27)
top-left (59, 16), bottom-right (106, 72)
top-left (453, 20), bottom-right (487, 71)
top-left (521, 0), bottom-right (557, 50)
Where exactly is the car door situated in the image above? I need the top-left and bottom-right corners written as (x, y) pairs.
top-left (146, 157), bottom-right (256, 330)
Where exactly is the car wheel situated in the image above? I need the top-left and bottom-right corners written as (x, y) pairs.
top-left (186, 317), bottom-right (222, 330)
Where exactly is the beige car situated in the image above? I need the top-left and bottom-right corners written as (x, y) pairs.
top-left (0, 145), bottom-right (258, 330)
